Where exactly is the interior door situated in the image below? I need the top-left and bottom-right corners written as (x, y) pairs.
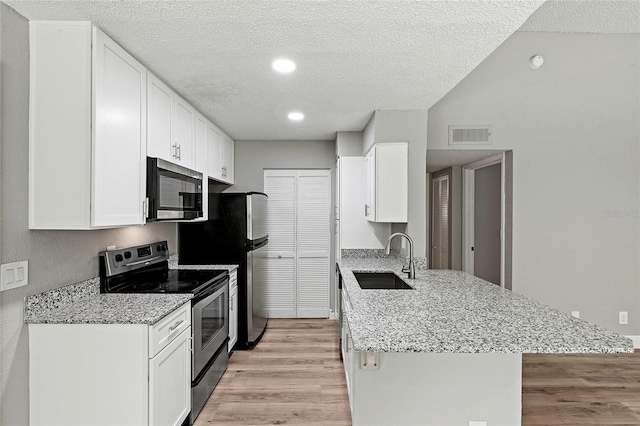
top-left (474, 163), bottom-right (502, 285)
top-left (431, 173), bottom-right (450, 269)
top-left (263, 170), bottom-right (330, 318)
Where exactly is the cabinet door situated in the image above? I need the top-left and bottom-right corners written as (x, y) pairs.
top-left (171, 95), bottom-right (195, 169)
top-left (147, 73), bottom-right (173, 162)
top-left (364, 148), bottom-right (376, 222)
top-left (195, 114), bottom-right (208, 175)
top-left (229, 284), bottom-right (238, 352)
top-left (207, 123), bottom-right (223, 180)
top-left (222, 135), bottom-right (234, 183)
top-left (92, 27), bottom-right (146, 227)
top-left (149, 327), bottom-right (191, 426)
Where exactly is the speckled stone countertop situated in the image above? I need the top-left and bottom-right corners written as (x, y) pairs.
top-left (24, 277), bottom-right (192, 325)
top-left (338, 257), bottom-right (634, 354)
top-left (168, 255), bottom-right (238, 273)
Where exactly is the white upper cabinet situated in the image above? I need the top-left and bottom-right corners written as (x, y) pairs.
top-left (147, 74), bottom-right (173, 162)
top-left (207, 122), bottom-right (234, 185)
top-left (207, 122), bottom-right (223, 181)
top-left (147, 72), bottom-right (195, 170)
top-left (195, 113), bottom-right (208, 175)
top-left (222, 135), bottom-right (235, 183)
top-left (365, 143), bottom-right (408, 223)
top-left (171, 95), bottom-right (195, 169)
top-left (30, 21), bottom-right (147, 229)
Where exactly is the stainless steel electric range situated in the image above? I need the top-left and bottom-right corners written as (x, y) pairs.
top-left (100, 241), bottom-right (229, 425)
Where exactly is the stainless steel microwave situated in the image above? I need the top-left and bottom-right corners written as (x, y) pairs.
top-left (146, 157), bottom-right (203, 221)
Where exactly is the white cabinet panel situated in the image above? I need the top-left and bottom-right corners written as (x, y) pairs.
top-left (149, 328), bottom-right (191, 426)
top-left (222, 135), bottom-right (234, 183)
top-left (228, 271), bottom-right (238, 352)
top-left (365, 143), bottom-right (408, 223)
top-left (92, 27), bottom-right (147, 228)
top-left (29, 21), bottom-right (146, 229)
top-left (207, 123), bottom-right (223, 181)
top-left (147, 74), bottom-right (173, 162)
top-left (195, 113), bottom-right (208, 175)
top-left (171, 95), bottom-right (195, 169)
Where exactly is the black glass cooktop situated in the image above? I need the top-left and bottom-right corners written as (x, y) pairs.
top-left (102, 265), bottom-right (228, 295)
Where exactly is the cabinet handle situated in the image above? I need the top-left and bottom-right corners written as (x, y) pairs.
top-left (177, 144), bottom-right (181, 160)
top-left (364, 204), bottom-right (369, 216)
top-left (222, 166), bottom-right (227, 177)
top-left (169, 319), bottom-right (184, 332)
top-left (171, 144), bottom-right (177, 159)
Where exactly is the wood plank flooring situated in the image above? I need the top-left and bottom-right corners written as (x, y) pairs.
top-left (195, 319), bottom-right (351, 425)
top-left (195, 319), bottom-right (640, 425)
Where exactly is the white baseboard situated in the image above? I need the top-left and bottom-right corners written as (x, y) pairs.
top-left (624, 335), bottom-right (640, 349)
top-left (329, 311), bottom-right (338, 320)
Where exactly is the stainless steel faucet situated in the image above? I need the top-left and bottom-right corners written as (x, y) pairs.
top-left (385, 232), bottom-right (415, 279)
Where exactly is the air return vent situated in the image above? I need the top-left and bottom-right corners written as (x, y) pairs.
top-left (448, 125), bottom-right (492, 145)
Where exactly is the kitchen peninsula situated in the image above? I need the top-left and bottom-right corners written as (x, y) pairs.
top-left (338, 255), bottom-right (633, 426)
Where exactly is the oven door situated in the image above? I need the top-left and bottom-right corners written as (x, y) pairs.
top-left (192, 279), bottom-right (229, 380)
top-left (147, 157), bottom-right (203, 221)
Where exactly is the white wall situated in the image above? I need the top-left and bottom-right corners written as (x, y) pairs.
top-left (0, 5), bottom-right (178, 424)
top-left (231, 139), bottom-right (338, 313)
top-left (362, 110), bottom-right (429, 258)
top-left (428, 32), bottom-right (640, 334)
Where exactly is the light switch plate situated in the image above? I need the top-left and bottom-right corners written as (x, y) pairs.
top-left (1, 261), bottom-right (29, 291)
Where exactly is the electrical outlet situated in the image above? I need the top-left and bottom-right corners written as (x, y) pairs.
top-left (571, 311), bottom-right (580, 318)
top-left (619, 311), bottom-right (628, 325)
top-left (107, 245), bottom-right (116, 251)
top-left (1, 261), bottom-right (29, 291)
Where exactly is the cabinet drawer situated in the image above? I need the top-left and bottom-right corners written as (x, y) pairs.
top-left (149, 302), bottom-right (191, 357)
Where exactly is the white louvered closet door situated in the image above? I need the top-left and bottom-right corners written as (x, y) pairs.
top-left (432, 174), bottom-right (450, 269)
top-left (263, 171), bottom-right (297, 318)
top-left (296, 170), bottom-right (330, 317)
top-left (264, 169), bottom-right (330, 318)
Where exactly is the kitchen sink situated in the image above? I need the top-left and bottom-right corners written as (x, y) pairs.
top-left (353, 272), bottom-right (413, 290)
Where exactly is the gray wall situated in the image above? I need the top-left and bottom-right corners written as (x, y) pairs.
top-left (336, 131), bottom-right (363, 157)
top-left (474, 163), bottom-right (501, 285)
top-left (428, 32), bottom-right (640, 334)
top-left (231, 139), bottom-right (337, 313)
top-left (362, 110), bottom-right (429, 259)
top-left (0, 5), bottom-right (178, 424)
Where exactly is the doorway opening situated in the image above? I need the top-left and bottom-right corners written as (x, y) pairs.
top-left (427, 150), bottom-right (512, 289)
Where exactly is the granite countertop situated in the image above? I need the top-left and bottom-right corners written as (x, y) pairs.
top-left (168, 256), bottom-right (239, 273)
top-left (24, 257), bottom-right (238, 325)
top-left (338, 256), bottom-right (634, 354)
top-left (24, 277), bottom-right (193, 325)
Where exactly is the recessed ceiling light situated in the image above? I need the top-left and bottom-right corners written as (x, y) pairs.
top-left (288, 112), bottom-right (304, 121)
top-left (272, 58), bottom-right (296, 73)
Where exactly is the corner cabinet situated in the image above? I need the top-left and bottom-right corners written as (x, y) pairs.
top-left (228, 269), bottom-right (238, 352)
top-left (29, 303), bottom-right (192, 426)
top-left (207, 122), bottom-right (235, 185)
top-left (29, 21), bottom-right (147, 229)
top-left (364, 143), bottom-right (408, 223)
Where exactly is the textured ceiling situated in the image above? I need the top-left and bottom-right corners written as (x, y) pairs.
top-left (4, 0), bottom-right (549, 140)
top-left (519, 0), bottom-right (640, 34)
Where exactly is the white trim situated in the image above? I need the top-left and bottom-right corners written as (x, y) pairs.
top-left (624, 335), bottom-right (640, 349)
top-left (462, 153), bottom-right (505, 288)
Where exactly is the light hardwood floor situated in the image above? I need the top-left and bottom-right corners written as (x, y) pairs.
top-left (195, 319), bottom-right (640, 425)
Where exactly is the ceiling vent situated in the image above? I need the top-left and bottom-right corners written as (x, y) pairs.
top-left (448, 125), bottom-right (492, 145)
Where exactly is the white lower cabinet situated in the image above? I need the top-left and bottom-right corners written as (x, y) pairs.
top-left (29, 303), bottom-right (192, 426)
top-left (228, 270), bottom-right (238, 352)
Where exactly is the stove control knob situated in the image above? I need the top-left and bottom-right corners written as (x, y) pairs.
top-left (115, 254), bottom-right (123, 262)
top-left (124, 251), bottom-right (132, 259)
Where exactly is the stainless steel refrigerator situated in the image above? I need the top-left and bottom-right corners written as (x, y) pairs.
top-left (178, 192), bottom-right (268, 349)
